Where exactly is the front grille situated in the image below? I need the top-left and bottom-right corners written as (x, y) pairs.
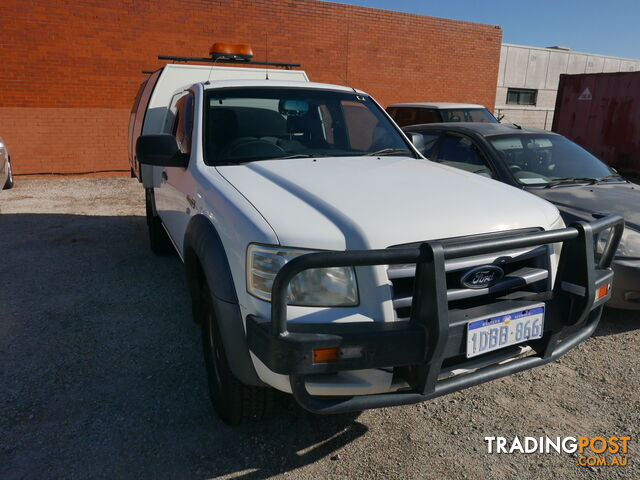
top-left (387, 231), bottom-right (552, 320)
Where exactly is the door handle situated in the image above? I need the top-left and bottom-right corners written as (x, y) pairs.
top-left (161, 170), bottom-right (168, 181)
top-left (186, 194), bottom-right (196, 208)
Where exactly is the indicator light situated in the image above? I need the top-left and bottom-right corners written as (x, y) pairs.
top-left (595, 284), bottom-right (610, 301)
top-left (313, 348), bottom-right (339, 363)
top-left (312, 346), bottom-right (364, 364)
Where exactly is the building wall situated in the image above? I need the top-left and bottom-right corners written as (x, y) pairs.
top-left (0, 0), bottom-right (502, 175)
top-left (496, 44), bottom-right (640, 129)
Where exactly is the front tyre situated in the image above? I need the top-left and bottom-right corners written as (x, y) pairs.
top-left (3, 158), bottom-right (14, 189)
top-left (145, 188), bottom-right (174, 255)
top-left (200, 283), bottom-right (272, 425)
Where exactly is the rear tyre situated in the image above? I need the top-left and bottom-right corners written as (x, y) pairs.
top-left (199, 283), bottom-right (272, 425)
top-left (3, 158), bottom-right (13, 190)
top-left (145, 188), bottom-right (174, 255)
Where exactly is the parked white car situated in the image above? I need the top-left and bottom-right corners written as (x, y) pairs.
top-left (1, 137), bottom-right (13, 190)
top-left (387, 102), bottom-right (499, 126)
top-left (129, 45), bottom-right (622, 425)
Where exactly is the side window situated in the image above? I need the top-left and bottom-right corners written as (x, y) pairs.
top-left (387, 108), bottom-right (398, 120)
top-left (393, 108), bottom-right (418, 127)
top-left (172, 104), bottom-right (181, 135)
top-left (415, 109), bottom-right (440, 124)
top-left (164, 92), bottom-right (183, 133)
top-left (436, 134), bottom-right (494, 178)
top-left (413, 131), bottom-right (441, 158)
top-left (441, 110), bottom-right (465, 122)
top-left (468, 109), bottom-right (497, 123)
top-left (173, 93), bottom-right (194, 155)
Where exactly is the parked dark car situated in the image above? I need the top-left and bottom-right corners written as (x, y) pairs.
top-left (403, 122), bottom-right (640, 309)
top-left (387, 103), bottom-right (498, 127)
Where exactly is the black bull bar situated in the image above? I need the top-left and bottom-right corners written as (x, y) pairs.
top-left (247, 216), bottom-right (624, 414)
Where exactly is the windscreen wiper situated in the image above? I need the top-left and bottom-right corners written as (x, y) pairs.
top-left (231, 154), bottom-right (330, 164)
top-left (364, 148), bottom-right (412, 157)
top-left (279, 154), bottom-right (331, 159)
top-left (596, 173), bottom-right (626, 183)
top-left (544, 177), bottom-right (598, 188)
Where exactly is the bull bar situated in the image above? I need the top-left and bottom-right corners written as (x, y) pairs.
top-left (246, 216), bottom-right (624, 414)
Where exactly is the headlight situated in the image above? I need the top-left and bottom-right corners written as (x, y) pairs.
top-left (596, 227), bottom-right (640, 258)
top-left (246, 244), bottom-right (358, 306)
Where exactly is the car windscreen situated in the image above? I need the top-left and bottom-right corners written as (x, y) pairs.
top-left (440, 108), bottom-right (498, 123)
top-left (203, 88), bottom-right (414, 165)
top-left (489, 134), bottom-right (614, 186)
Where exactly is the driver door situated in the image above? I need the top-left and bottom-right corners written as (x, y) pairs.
top-left (154, 91), bottom-right (198, 255)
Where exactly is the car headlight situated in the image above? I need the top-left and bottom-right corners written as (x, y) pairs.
top-left (246, 244), bottom-right (359, 306)
top-left (596, 227), bottom-right (640, 258)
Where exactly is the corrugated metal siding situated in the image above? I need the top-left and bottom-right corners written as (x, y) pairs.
top-left (552, 71), bottom-right (640, 175)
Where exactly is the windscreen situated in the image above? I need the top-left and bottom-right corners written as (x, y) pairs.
top-left (440, 108), bottom-right (497, 123)
top-left (203, 88), bottom-right (413, 165)
top-left (489, 134), bottom-right (614, 185)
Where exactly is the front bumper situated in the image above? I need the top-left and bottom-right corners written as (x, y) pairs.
top-left (247, 216), bottom-right (624, 414)
top-left (608, 258), bottom-right (640, 309)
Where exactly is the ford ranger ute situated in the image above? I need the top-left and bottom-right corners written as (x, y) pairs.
top-left (129, 44), bottom-right (623, 425)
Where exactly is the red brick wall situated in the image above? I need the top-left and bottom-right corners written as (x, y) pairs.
top-left (0, 0), bottom-right (502, 174)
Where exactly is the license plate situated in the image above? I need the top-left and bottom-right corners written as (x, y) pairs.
top-left (466, 305), bottom-right (545, 358)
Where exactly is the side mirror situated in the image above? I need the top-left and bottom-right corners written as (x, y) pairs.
top-left (404, 131), bottom-right (425, 153)
top-left (136, 134), bottom-right (189, 168)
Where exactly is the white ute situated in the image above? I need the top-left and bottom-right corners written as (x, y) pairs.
top-left (129, 43), bottom-right (622, 424)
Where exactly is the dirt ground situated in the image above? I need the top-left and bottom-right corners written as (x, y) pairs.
top-left (1, 177), bottom-right (638, 479)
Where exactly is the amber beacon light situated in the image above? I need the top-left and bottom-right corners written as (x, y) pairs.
top-left (209, 42), bottom-right (254, 61)
top-left (158, 42), bottom-right (299, 69)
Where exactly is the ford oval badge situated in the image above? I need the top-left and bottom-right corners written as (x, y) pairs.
top-left (460, 265), bottom-right (504, 289)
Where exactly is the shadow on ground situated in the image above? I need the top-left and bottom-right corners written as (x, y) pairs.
top-left (0, 213), bottom-right (367, 479)
top-left (593, 306), bottom-right (640, 337)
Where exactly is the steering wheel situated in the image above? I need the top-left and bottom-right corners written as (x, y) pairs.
top-left (227, 140), bottom-right (286, 159)
top-left (509, 165), bottom-right (522, 173)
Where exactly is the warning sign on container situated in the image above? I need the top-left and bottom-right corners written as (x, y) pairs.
top-left (579, 88), bottom-right (592, 100)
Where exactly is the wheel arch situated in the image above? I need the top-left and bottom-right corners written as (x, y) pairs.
top-left (183, 214), bottom-right (263, 386)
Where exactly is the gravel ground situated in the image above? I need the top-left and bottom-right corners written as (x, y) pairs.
top-left (1, 177), bottom-right (638, 479)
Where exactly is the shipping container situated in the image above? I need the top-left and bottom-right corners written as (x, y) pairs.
top-left (552, 71), bottom-right (640, 175)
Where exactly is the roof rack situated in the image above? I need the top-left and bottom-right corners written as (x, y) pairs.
top-left (157, 42), bottom-right (301, 70)
top-left (158, 55), bottom-right (300, 70)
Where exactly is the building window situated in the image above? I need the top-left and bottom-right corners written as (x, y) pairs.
top-left (506, 88), bottom-right (537, 106)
